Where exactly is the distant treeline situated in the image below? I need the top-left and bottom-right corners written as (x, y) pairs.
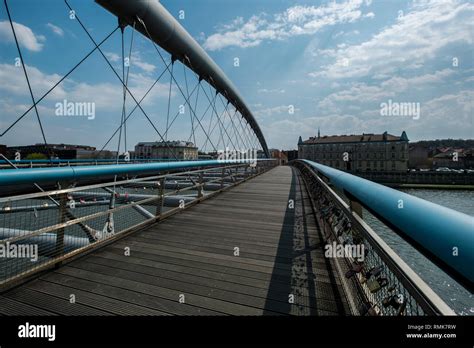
top-left (411, 139), bottom-right (474, 149)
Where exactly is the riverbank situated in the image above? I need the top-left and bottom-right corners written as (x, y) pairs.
top-left (386, 183), bottom-right (474, 190)
top-left (356, 171), bottom-right (474, 187)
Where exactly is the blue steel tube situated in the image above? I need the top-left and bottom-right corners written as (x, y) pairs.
top-left (0, 159), bottom-right (251, 186)
top-left (301, 159), bottom-right (474, 291)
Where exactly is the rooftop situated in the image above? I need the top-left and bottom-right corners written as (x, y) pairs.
top-left (300, 131), bottom-right (408, 145)
top-left (136, 140), bottom-right (197, 148)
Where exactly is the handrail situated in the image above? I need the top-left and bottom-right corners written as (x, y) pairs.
top-left (0, 158), bottom-right (205, 164)
top-left (95, 0), bottom-right (270, 157)
top-left (0, 159), bottom-right (266, 186)
top-left (297, 159), bottom-right (474, 292)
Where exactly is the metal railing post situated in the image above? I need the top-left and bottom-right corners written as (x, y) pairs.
top-left (197, 172), bottom-right (204, 198)
top-left (220, 167), bottom-right (225, 189)
top-left (55, 192), bottom-right (67, 268)
top-left (156, 176), bottom-right (165, 216)
top-left (350, 200), bottom-right (363, 217)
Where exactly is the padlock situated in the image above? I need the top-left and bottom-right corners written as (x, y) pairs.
top-left (366, 276), bottom-right (389, 293)
top-left (396, 295), bottom-right (407, 316)
top-left (365, 265), bottom-right (384, 279)
top-left (345, 262), bottom-right (364, 279)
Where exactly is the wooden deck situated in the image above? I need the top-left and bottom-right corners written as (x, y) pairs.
top-left (0, 166), bottom-right (349, 315)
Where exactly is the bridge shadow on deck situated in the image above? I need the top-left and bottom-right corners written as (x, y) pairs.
top-left (263, 167), bottom-right (347, 315)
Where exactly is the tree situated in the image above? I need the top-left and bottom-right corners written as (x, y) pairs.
top-left (25, 153), bottom-right (48, 160)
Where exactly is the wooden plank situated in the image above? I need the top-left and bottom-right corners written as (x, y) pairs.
top-left (24, 279), bottom-right (169, 316)
top-left (84, 253), bottom-right (342, 314)
top-left (0, 295), bottom-right (57, 316)
top-left (2, 287), bottom-right (109, 316)
top-left (54, 265), bottom-right (264, 316)
top-left (43, 271), bottom-right (221, 316)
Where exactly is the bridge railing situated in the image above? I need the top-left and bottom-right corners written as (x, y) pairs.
top-left (293, 160), bottom-right (460, 316)
top-left (0, 158), bottom-right (219, 169)
top-left (0, 159), bottom-right (276, 291)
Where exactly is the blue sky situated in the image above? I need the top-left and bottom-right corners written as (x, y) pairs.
top-left (0, 0), bottom-right (473, 152)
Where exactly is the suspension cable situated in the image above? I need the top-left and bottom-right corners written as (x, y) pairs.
top-left (97, 60), bottom-right (172, 156)
top-left (0, 26), bottom-right (119, 137)
top-left (182, 58), bottom-right (196, 146)
top-left (4, 0), bottom-right (51, 162)
top-left (138, 19), bottom-right (219, 153)
top-left (199, 83), bottom-right (238, 151)
top-left (164, 61), bottom-right (174, 141)
top-left (64, 0), bottom-right (181, 161)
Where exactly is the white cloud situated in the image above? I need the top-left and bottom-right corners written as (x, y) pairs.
top-left (131, 51), bottom-right (156, 73)
top-left (0, 63), bottom-right (171, 112)
top-left (46, 23), bottom-right (64, 37)
top-left (395, 90), bottom-right (474, 140)
top-left (105, 52), bottom-right (120, 62)
top-left (0, 63), bottom-right (65, 98)
top-left (311, 0), bottom-right (474, 79)
top-left (318, 69), bottom-right (457, 109)
top-left (257, 88), bottom-right (285, 94)
top-left (255, 105), bottom-right (300, 118)
top-left (0, 20), bottom-right (45, 52)
top-left (105, 51), bottom-right (156, 73)
top-left (203, 0), bottom-right (373, 50)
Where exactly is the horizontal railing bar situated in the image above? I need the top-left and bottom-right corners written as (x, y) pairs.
top-left (0, 194), bottom-right (159, 244)
top-left (0, 158), bottom-right (204, 164)
top-left (0, 159), bottom-right (263, 186)
top-left (0, 162), bottom-right (256, 203)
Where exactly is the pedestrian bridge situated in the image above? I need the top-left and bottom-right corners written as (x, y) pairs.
top-left (0, 0), bottom-right (471, 317)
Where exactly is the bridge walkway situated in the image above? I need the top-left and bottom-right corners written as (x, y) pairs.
top-left (0, 166), bottom-right (350, 315)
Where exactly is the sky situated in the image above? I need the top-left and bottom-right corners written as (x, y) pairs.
top-left (0, 0), bottom-right (473, 153)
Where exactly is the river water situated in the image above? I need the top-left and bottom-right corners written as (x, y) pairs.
top-left (362, 189), bottom-right (473, 315)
